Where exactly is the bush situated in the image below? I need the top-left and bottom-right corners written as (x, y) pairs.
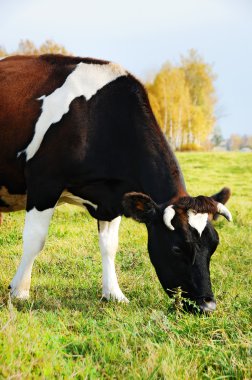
top-left (178, 143), bottom-right (204, 151)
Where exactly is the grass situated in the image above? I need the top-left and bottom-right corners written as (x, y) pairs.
top-left (0, 152), bottom-right (251, 379)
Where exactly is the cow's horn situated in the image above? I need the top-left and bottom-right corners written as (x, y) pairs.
top-left (217, 203), bottom-right (232, 222)
top-left (163, 205), bottom-right (176, 230)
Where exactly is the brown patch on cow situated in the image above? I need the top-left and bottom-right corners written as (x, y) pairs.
top-left (135, 200), bottom-right (145, 211)
top-left (174, 196), bottom-right (217, 214)
top-left (40, 54), bottom-right (110, 67)
top-left (0, 55), bottom-right (76, 158)
top-left (122, 192), bottom-right (158, 223)
top-left (172, 206), bottom-right (190, 232)
top-left (0, 186), bottom-right (27, 212)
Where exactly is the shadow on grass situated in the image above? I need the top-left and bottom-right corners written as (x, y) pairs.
top-left (0, 281), bottom-right (206, 317)
top-left (0, 282), bottom-right (105, 312)
top-left (0, 283), bottom-right (165, 316)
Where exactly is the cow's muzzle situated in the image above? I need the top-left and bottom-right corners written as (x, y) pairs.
top-left (182, 296), bottom-right (216, 314)
top-left (197, 297), bottom-right (216, 313)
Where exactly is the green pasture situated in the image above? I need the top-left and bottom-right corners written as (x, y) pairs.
top-left (0, 152), bottom-right (251, 379)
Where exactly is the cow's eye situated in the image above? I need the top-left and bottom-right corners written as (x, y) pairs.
top-left (172, 246), bottom-right (182, 254)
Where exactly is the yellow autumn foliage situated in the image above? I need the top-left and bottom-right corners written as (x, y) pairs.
top-left (146, 50), bottom-right (217, 150)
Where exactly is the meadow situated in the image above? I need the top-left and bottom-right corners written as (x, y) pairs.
top-left (0, 152), bottom-right (251, 379)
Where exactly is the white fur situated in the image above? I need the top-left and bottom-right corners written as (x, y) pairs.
top-left (10, 207), bottom-right (54, 299)
top-left (58, 190), bottom-right (98, 210)
top-left (187, 210), bottom-right (208, 236)
top-left (217, 202), bottom-right (232, 221)
top-left (98, 216), bottom-right (128, 302)
top-left (163, 205), bottom-right (175, 230)
top-left (21, 62), bottom-right (126, 161)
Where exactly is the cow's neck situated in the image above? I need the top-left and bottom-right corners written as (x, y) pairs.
top-left (138, 145), bottom-right (188, 205)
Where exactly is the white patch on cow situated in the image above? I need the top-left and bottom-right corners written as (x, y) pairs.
top-left (38, 95), bottom-right (46, 101)
top-left (163, 205), bottom-right (176, 230)
top-left (187, 209), bottom-right (208, 236)
top-left (21, 62), bottom-right (127, 161)
top-left (0, 57), bottom-right (7, 61)
top-left (99, 216), bottom-right (129, 302)
top-left (10, 207), bottom-right (54, 299)
top-left (58, 190), bottom-right (98, 210)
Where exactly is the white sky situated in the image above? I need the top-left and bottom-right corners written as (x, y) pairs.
top-left (1, 0), bottom-right (251, 137)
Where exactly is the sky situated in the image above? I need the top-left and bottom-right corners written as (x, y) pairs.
top-left (0, 0), bottom-right (251, 138)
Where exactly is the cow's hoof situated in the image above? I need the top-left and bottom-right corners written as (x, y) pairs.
top-left (9, 285), bottom-right (30, 300)
top-left (101, 291), bottom-right (129, 303)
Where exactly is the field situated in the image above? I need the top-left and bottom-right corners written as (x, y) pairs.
top-left (0, 152), bottom-right (251, 379)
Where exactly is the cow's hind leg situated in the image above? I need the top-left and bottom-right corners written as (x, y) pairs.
top-left (98, 216), bottom-right (129, 302)
top-left (9, 207), bottom-right (54, 299)
top-left (9, 181), bottom-right (62, 299)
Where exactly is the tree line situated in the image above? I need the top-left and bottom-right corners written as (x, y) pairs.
top-left (0, 39), bottom-right (70, 56)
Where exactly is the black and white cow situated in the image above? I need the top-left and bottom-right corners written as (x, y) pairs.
top-left (0, 55), bottom-right (232, 311)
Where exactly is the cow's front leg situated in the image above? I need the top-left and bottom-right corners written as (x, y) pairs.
top-left (98, 216), bottom-right (129, 302)
top-left (10, 207), bottom-right (54, 299)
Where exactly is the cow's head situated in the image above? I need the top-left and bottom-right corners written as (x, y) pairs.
top-left (122, 187), bottom-right (232, 313)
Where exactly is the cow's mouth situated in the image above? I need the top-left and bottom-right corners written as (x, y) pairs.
top-left (182, 296), bottom-right (216, 314)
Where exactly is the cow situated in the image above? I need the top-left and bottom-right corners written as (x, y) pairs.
top-left (0, 54), bottom-right (232, 312)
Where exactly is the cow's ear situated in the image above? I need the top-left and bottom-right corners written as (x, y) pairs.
top-left (122, 192), bottom-right (158, 223)
top-left (211, 187), bottom-right (231, 221)
top-left (211, 187), bottom-right (231, 204)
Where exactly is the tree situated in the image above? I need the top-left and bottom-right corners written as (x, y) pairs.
top-left (0, 46), bottom-right (7, 57)
top-left (211, 125), bottom-right (223, 147)
top-left (145, 50), bottom-right (217, 150)
top-left (227, 134), bottom-right (242, 150)
top-left (16, 39), bottom-right (38, 55)
top-left (0, 39), bottom-right (71, 56)
top-left (38, 40), bottom-right (70, 55)
top-left (241, 134), bottom-right (252, 149)
top-left (180, 49), bottom-right (217, 147)
top-left (146, 65), bottom-right (191, 149)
